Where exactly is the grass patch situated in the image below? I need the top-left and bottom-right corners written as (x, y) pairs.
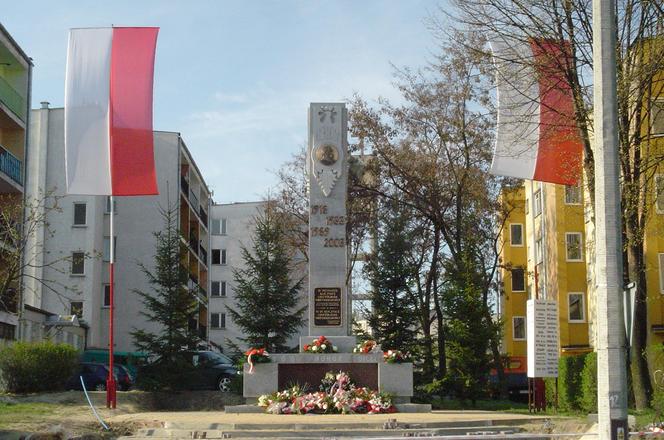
top-left (0, 402), bottom-right (57, 425)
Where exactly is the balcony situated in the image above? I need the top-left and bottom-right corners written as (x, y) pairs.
top-left (0, 76), bottom-right (26, 122)
top-left (199, 206), bottom-right (208, 225)
top-left (0, 146), bottom-right (22, 187)
top-left (180, 175), bottom-right (189, 196)
top-left (199, 245), bottom-right (208, 263)
top-left (189, 189), bottom-right (200, 212)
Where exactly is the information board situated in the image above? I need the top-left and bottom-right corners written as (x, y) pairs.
top-left (314, 287), bottom-right (342, 326)
top-left (526, 299), bottom-right (559, 378)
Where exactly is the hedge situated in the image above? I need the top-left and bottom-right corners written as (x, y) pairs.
top-left (544, 352), bottom-right (596, 412)
top-left (0, 341), bottom-right (79, 393)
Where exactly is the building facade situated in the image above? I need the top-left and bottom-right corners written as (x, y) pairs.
top-left (498, 178), bottom-right (591, 360)
top-left (0, 23), bottom-right (31, 346)
top-left (208, 201), bottom-right (307, 353)
top-left (23, 104), bottom-right (211, 351)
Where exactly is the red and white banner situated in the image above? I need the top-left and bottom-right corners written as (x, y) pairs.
top-left (65, 27), bottom-right (159, 196)
top-left (490, 39), bottom-right (582, 185)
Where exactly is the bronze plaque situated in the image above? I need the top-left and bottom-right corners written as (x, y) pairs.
top-left (314, 287), bottom-right (342, 326)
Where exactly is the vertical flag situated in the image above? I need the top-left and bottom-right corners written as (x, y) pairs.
top-left (65, 27), bottom-right (159, 196)
top-left (490, 38), bottom-right (582, 185)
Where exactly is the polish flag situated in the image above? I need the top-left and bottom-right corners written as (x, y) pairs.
top-left (490, 39), bottom-right (582, 185)
top-left (65, 27), bottom-right (159, 196)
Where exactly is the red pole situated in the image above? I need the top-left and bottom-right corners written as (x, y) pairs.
top-left (106, 196), bottom-right (117, 408)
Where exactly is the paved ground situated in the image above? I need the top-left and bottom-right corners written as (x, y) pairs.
top-left (110, 409), bottom-right (548, 426)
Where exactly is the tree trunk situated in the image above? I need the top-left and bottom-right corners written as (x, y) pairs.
top-left (421, 320), bottom-right (435, 382)
top-left (627, 239), bottom-right (652, 409)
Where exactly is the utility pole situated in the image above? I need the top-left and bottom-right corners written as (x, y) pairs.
top-left (593, 0), bottom-right (629, 439)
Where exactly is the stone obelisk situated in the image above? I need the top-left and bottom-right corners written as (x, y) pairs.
top-left (301, 102), bottom-right (355, 351)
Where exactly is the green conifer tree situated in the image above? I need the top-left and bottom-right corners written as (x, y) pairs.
top-left (364, 200), bottom-right (418, 353)
top-left (227, 204), bottom-right (306, 352)
top-left (131, 204), bottom-right (200, 388)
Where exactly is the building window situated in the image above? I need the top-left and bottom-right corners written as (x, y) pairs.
top-left (211, 313), bottom-right (226, 329)
top-left (533, 189), bottom-right (542, 217)
top-left (568, 292), bottom-right (585, 322)
top-left (565, 184), bottom-right (582, 205)
top-left (511, 268), bottom-right (525, 292)
top-left (71, 252), bottom-right (85, 275)
top-left (0, 322), bottom-right (16, 340)
top-left (70, 301), bottom-right (83, 318)
top-left (211, 219), bottom-right (221, 235)
top-left (103, 285), bottom-right (111, 307)
top-left (103, 237), bottom-right (117, 262)
top-left (510, 224), bottom-right (524, 247)
top-left (565, 232), bottom-right (583, 262)
top-left (513, 316), bottom-right (526, 340)
top-left (212, 249), bottom-right (225, 265)
top-left (656, 175), bottom-right (664, 214)
top-left (659, 253), bottom-right (664, 294)
top-left (211, 281), bottom-right (226, 297)
top-left (105, 196), bottom-right (117, 214)
top-left (73, 203), bottom-right (87, 226)
top-left (651, 99), bottom-right (664, 135)
top-left (535, 238), bottom-right (543, 264)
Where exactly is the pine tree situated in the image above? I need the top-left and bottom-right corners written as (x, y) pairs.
top-left (131, 204), bottom-right (200, 388)
top-left (227, 204), bottom-right (306, 352)
top-left (364, 200), bottom-right (418, 353)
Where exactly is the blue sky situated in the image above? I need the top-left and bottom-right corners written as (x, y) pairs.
top-left (3, 1), bottom-right (440, 203)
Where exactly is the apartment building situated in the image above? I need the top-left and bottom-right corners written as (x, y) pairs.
top-left (23, 104), bottom-right (211, 351)
top-left (0, 23), bottom-right (31, 345)
top-left (208, 201), bottom-right (307, 353)
top-left (498, 178), bottom-right (591, 360)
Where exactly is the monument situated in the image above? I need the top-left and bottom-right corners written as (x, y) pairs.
top-left (239, 103), bottom-right (418, 410)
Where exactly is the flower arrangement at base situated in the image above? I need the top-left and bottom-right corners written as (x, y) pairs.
top-left (245, 347), bottom-right (270, 373)
top-left (258, 370), bottom-right (396, 415)
top-left (383, 349), bottom-right (411, 364)
top-left (302, 336), bottom-right (338, 353)
top-left (353, 340), bottom-right (377, 354)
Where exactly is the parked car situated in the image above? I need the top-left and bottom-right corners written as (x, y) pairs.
top-left (182, 351), bottom-right (239, 392)
top-left (137, 350), bottom-right (239, 392)
top-left (65, 362), bottom-right (113, 391)
top-left (114, 364), bottom-right (133, 391)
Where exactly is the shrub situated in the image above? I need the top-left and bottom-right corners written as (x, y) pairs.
top-left (0, 341), bottom-right (79, 393)
top-left (557, 353), bottom-right (587, 411)
top-left (580, 352), bottom-right (597, 413)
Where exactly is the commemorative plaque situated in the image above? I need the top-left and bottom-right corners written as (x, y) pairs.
top-left (314, 287), bottom-right (342, 326)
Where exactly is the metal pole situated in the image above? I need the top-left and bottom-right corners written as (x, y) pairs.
top-left (593, 0), bottom-right (628, 439)
top-left (106, 195), bottom-right (117, 408)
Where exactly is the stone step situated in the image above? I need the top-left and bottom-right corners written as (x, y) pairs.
top-left (128, 425), bottom-right (521, 439)
top-left (163, 418), bottom-right (534, 430)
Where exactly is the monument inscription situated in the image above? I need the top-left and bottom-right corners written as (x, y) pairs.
top-left (314, 287), bottom-right (342, 326)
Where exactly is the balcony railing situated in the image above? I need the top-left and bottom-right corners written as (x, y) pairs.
top-left (189, 189), bottom-right (200, 212)
top-left (199, 245), bottom-right (208, 263)
top-left (0, 146), bottom-right (22, 186)
top-left (0, 76), bottom-right (26, 122)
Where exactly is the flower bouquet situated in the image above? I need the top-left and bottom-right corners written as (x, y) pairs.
top-left (383, 349), bottom-right (411, 364)
top-left (303, 335), bottom-right (338, 353)
top-left (245, 347), bottom-right (270, 373)
top-left (259, 370), bottom-right (395, 415)
top-left (353, 340), bottom-right (377, 354)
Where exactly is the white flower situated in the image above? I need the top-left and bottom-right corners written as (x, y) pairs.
top-left (321, 344), bottom-right (327, 350)
top-left (387, 350), bottom-right (393, 355)
top-left (333, 346), bottom-right (338, 352)
top-left (312, 345), bottom-right (318, 351)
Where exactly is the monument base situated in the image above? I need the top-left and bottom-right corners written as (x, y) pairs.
top-left (299, 335), bottom-right (357, 352)
top-left (243, 353), bottom-right (413, 403)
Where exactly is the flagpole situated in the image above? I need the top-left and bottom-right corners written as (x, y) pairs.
top-left (107, 195), bottom-right (117, 409)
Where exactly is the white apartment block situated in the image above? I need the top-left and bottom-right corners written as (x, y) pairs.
top-left (23, 104), bottom-right (211, 351)
top-left (208, 202), bottom-right (307, 353)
